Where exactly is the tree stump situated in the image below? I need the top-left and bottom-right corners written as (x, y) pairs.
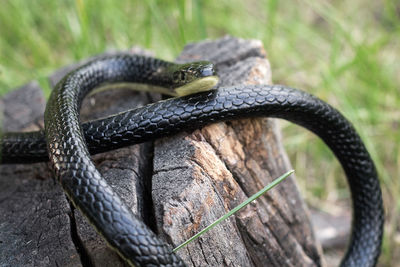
top-left (0, 37), bottom-right (323, 266)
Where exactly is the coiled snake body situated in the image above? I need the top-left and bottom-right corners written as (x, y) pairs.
top-left (1, 54), bottom-right (383, 266)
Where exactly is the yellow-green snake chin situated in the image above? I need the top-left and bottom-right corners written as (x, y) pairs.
top-left (174, 76), bottom-right (219, 97)
top-left (89, 75), bottom-right (219, 98)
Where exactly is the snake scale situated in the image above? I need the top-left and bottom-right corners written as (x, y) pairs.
top-left (1, 54), bottom-right (383, 267)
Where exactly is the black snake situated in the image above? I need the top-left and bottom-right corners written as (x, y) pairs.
top-left (1, 54), bottom-right (383, 266)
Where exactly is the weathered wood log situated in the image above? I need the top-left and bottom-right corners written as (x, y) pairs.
top-left (0, 82), bottom-right (81, 266)
top-left (0, 37), bottom-right (325, 266)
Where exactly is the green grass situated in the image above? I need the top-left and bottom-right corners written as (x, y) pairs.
top-left (1, 0), bottom-right (399, 265)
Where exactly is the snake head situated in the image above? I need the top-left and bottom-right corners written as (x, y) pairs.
top-left (172, 61), bottom-right (216, 83)
top-left (165, 61), bottom-right (219, 96)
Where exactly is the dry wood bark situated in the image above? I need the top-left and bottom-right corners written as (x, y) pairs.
top-left (0, 37), bottom-right (324, 266)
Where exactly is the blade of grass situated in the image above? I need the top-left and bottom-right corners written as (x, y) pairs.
top-left (173, 169), bottom-right (294, 252)
top-left (143, 0), bottom-right (180, 53)
top-left (176, 0), bottom-right (187, 44)
top-left (193, 0), bottom-right (207, 39)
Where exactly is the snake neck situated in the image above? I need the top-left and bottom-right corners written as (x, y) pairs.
top-left (54, 55), bottom-right (172, 108)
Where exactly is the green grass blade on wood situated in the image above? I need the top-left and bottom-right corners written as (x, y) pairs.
top-left (173, 169), bottom-right (295, 252)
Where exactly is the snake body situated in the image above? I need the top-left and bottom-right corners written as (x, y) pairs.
top-left (1, 54), bottom-right (383, 266)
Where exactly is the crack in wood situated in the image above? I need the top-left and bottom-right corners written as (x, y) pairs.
top-left (67, 198), bottom-right (94, 267)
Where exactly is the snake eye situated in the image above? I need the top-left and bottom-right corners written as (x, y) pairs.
top-left (179, 71), bottom-right (186, 81)
top-left (172, 70), bottom-right (187, 84)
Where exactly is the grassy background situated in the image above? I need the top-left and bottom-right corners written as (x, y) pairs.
top-left (0, 0), bottom-right (399, 265)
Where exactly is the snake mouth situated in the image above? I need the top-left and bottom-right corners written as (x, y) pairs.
top-left (174, 76), bottom-right (219, 96)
